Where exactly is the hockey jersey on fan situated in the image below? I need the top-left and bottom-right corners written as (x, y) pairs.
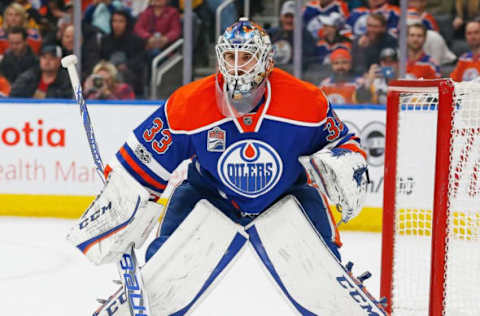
top-left (346, 3), bottom-right (400, 37)
top-left (451, 52), bottom-right (480, 82)
top-left (115, 68), bottom-right (365, 214)
top-left (303, 0), bottom-right (349, 39)
top-left (303, 0), bottom-right (349, 27)
top-left (314, 38), bottom-right (351, 65)
top-left (407, 8), bottom-right (439, 32)
top-left (406, 53), bottom-right (440, 79)
top-left (319, 75), bottom-right (364, 104)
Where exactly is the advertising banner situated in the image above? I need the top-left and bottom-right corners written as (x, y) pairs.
top-left (0, 101), bottom-right (159, 195)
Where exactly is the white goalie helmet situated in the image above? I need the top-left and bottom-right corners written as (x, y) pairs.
top-left (215, 17), bottom-right (274, 117)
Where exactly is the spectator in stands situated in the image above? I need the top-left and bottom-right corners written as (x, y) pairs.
top-left (134, 0), bottom-right (181, 57)
top-left (351, 12), bottom-right (397, 74)
top-left (0, 3), bottom-right (42, 55)
top-left (453, 0), bottom-right (480, 37)
top-left (268, 1), bottom-right (316, 68)
top-left (362, 47), bottom-right (399, 104)
top-left (451, 19), bottom-right (480, 82)
top-left (346, 0), bottom-right (400, 38)
top-left (10, 44), bottom-right (72, 98)
top-left (84, 60), bottom-right (135, 100)
top-left (9, 0), bottom-right (42, 30)
top-left (60, 24), bottom-right (100, 81)
top-left (122, 0), bottom-right (149, 17)
top-left (302, 0), bottom-right (350, 40)
top-left (83, 0), bottom-right (123, 35)
top-left (314, 12), bottom-right (352, 65)
top-left (0, 26), bottom-right (38, 85)
top-left (407, 14), bottom-right (457, 67)
top-left (318, 48), bottom-right (369, 104)
top-left (408, 0), bottom-right (439, 31)
top-left (406, 23), bottom-right (440, 79)
top-left (100, 8), bottom-right (146, 97)
top-left (45, 2), bottom-right (102, 56)
top-left (38, 0), bottom-right (71, 35)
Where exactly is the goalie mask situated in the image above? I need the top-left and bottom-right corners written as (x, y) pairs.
top-left (215, 18), bottom-right (274, 117)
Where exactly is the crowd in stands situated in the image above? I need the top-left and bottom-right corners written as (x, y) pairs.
top-left (271, 0), bottom-right (480, 104)
top-left (0, 0), bottom-right (478, 104)
top-left (0, 0), bottom-right (189, 100)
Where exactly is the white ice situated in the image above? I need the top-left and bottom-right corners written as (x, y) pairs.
top-left (0, 217), bottom-right (381, 316)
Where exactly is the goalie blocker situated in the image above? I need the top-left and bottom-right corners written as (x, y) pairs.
top-left (94, 196), bottom-right (386, 315)
top-left (66, 164), bottom-right (163, 265)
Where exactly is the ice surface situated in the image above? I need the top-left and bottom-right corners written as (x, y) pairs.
top-left (0, 217), bottom-right (381, 316)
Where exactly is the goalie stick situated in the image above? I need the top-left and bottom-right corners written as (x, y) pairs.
top-left (61, 55), bottom-right (151, 316)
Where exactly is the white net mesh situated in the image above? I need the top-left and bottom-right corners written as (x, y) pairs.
top-left (391, 81), bottom-right (480, 316)
top-left (445, 82), bottom-right (480, 315)
top-left (393, 89), bottom-right (439, 316)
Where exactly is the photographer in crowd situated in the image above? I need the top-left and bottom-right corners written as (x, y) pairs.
top-left (84, 60), bottom-right (135, 100)
top-left (360, 47), bottom-right (399, 104)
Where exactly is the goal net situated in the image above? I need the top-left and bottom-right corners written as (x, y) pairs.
top-left (380, 79), bottom-right (480, 316)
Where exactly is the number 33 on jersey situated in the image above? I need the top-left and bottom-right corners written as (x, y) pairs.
top-left (114, 68), bottom-right (365, 214)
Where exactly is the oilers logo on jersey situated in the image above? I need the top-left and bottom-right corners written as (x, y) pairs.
top-left (217, 140), bottom-right (283, 198)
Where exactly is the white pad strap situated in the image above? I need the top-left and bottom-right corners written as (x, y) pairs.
top-left (247, 195), bottom-right (386, 315)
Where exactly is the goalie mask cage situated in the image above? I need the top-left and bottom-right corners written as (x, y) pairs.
top-left (381, 79), bottom-right (480, 316)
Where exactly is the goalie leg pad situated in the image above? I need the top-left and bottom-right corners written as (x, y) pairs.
top-left (93, 199), bottom-right (247, 316)
top-left (247, 195), bottom-right (386, 315)
top-left (142, 199), bottom-right (248, 315)
top-left (145, 181), bottom-right (202, 261)
top-left (288, 182), bottom-right (342, 257)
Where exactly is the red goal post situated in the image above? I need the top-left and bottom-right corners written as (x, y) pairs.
top-left (381, 79), bottom-right (480, 316)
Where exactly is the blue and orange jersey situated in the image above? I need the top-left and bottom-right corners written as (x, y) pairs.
top-left (406, 53), bottom-right (440, 79)
top-left (0, 27), bottom-right (42, 56)
top-left (314, 38), bottom-right (351, 64)
top-left (115, 68), bottom-right (365, 214)
top-left (303, 0), bottom-right (349, 25)
top-left (407, 8), bottom-right (439, 31)
top-left (303, 0), bottom-right (350, 39)
top-left (451, 52), bottom-right (480, 82)
top-left (319, 75), bottom-right (364, 104)
top-left (346, 3), bottom-right (400, 38)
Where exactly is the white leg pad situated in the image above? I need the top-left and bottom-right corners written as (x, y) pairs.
top-left (246, 195), bottom-right (386, 315)
top-left (142, 199), bottom-right (248, 315)
top-left (94, 199), bottom-right (247, 316)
